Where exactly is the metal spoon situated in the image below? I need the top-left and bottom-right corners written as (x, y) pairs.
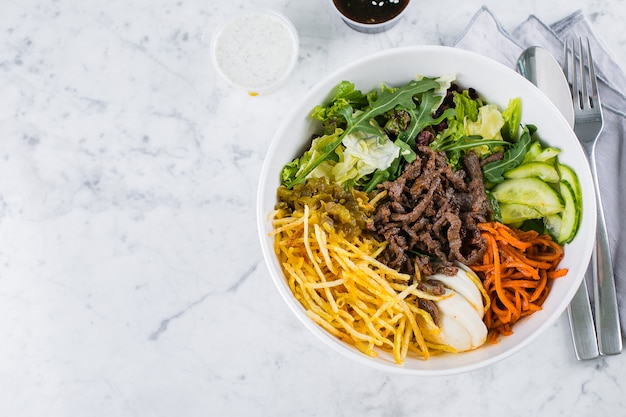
top-left (517, 46), bottom-right (575, 127)
top-left (516, 46), bottom-right (599, 360)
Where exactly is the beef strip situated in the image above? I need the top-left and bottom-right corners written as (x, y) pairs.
top-left (418, 299), bottom-right (441, 326)
top-left (371, 148), bottom-right (490, 277)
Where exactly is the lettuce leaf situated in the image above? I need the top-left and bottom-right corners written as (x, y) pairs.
top-left (310, 81), bottom-right (369, 134)
top-left (281, 128), bottom-right (401, 189)
top-left (331, 131), bottom-right (400, 187)
top-left (463, 104), bottom-right (505, 158)
top-left (431, 90), bottom-right (499, 168)
top-left (453, 90), bottom-right (481, 121)
top-left (501, 97), bottom-right (522, 142)
top-left (464, 104), bottom-right (504, 139)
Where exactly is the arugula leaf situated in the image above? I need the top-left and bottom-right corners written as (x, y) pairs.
top-left (347, 79), bottom-right (439, 134)
top-left (398, 90), bottom-right (456, 148)
top-left (384, 90), bottom-right (455, 166)
top-left (393, 140), bottom-right (416, 163)
top-left (481, 125), bottom-right (533, 183)
top-left (363, 158), bottom-right (402, 192)
top-left (430, 136), bottom-right (508, 152)
top-left (283, 78), bottom-right (440, 189)
top-left (360, 89), bottom-right (456, 191)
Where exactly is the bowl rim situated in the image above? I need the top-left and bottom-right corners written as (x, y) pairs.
top-left (256, 45), bottom-right (596, 375)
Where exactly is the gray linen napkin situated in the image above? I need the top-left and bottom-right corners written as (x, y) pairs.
top-left (451, 7), bottom-right (626, 335)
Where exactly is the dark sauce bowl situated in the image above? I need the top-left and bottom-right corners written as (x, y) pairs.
top-left (330, 0), bottom-right (412, 33)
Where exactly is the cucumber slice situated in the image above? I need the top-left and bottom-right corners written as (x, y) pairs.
top-left (492, 178), bottom-right (564, 216)
top-left (557, 180), bottom-right (581, 244)
top-left (500, 203), bottom-right (544, 224)
top-left (503, 162), bottom-right (560, 183)
top-left (523, 141), bottom-right (543, 163)
top-left (534, 147), bottom-right (561, 163)
top-left (557, 163), bottom-right (582, 203)
top-left (543, 213), bottom-right (562, 242)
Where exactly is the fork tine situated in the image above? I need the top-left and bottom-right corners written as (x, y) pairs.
top-left (585, 38), bottom-right (601, 109)
top-left (577, 38), bottom-right (588, 110)
top-left (564, 39), bottom-right (581, 110)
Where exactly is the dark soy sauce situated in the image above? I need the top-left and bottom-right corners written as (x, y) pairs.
top-left (333, 0), bottom-right (410, 24)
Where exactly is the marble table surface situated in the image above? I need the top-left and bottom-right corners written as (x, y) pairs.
top-left (2, 1), bottom-right (626, 416)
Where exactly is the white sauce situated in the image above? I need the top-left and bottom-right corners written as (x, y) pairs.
top-left (212, 10), bottom-right (299, 92)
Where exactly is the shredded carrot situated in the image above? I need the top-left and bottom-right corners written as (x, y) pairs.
top-left (470, 222), bottom-right (567, 343)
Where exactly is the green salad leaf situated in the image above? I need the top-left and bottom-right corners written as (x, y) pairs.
top-left (399, 89), bottom-right (456, 148)
top-left (431, 90), bottom-right (500, 169)
top-left (310, 81), bottom-right (370, 134)
top-left (330, 130), bottom-right (400, 188)
top-left (481, 124), bottom-right (535, 183)
top-left (453, 89), bottom-right (482, 122)
top-left (431, 90), bottom-right (523, 171)
top-left (501, 97), bottom-right (522, 142)
top-left (281, 78), bottom-right (441, 189)
top-left (280, 129), bottom-right (344, 187)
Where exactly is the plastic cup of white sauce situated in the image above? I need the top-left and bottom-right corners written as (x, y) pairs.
top-left (211, 9), bottom-right (300, 95)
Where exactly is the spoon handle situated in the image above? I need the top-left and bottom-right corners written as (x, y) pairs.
top-left (567, 265), bottom-right (599, 360)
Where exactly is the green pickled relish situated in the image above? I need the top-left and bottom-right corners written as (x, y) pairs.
top-left (276, 177), bottom-right (378, 239)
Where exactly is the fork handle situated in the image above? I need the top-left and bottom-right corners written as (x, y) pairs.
top-left (594, 189), bottom-right (623, 355)
top-left (589, 156), bottom-right (623, 355)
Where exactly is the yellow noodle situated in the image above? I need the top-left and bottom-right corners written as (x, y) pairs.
top-left (271, 204), bottom-right (457, 364)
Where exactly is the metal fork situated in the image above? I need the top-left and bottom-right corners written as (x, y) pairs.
top-left (564, 38), bottom-right (622, 357)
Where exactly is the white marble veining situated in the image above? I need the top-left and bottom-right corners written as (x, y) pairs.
top-left (1, 0), bottom-right (625, 416)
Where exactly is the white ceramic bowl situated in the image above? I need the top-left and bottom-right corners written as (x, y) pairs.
top-left (256, 46), bottom-right (595, 375)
